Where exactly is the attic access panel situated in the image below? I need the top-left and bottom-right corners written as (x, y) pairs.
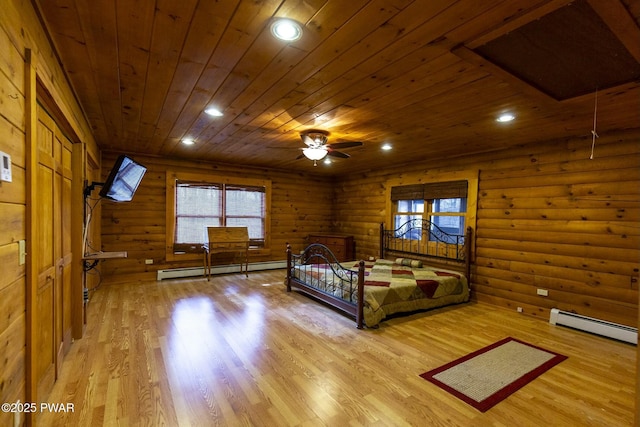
top-left (473, 0), bottom-right (640, 101)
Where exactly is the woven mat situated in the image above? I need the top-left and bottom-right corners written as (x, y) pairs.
top-left (420, 337), bottom-right (567, 412)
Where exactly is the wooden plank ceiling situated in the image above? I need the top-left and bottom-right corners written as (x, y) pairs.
top-left (34, 0), bottom-right (640, 176)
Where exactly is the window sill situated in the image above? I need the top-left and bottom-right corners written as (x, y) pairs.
top-left (166, 247), bottom-right (271, 262)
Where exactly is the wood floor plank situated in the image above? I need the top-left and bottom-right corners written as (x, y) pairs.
top-left (39, 270), bottom-right (635, 426)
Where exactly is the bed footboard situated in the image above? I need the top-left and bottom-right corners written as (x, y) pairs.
top-left (286, 243), bottom-right (365, 328)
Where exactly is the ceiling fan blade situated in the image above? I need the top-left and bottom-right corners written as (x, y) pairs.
top-left (328, 150), bottom-right (350, 159)
top-left (327, 141), bottom-right (363, 149)
top-left (295, 153), bottom-right (306, 160)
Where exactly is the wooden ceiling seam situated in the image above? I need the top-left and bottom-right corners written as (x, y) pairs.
top-left (464, 0), bottom-right (575, 49)
top-left (450, 45), bottom-right (559, 105)
top-left (587, 0), bottom-right (640, 62)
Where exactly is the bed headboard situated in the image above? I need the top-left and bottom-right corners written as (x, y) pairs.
top-left (379, 220), bottom-right (472, 278)
top-left (296, 243), bottom-right (343, 266)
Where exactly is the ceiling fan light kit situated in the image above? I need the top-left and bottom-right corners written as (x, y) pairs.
top-left (297, 129), bottom-right (364, 165)
top-left (303, 147), bottom-right (328, 160)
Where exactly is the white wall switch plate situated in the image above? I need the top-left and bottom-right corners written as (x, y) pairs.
top-left (0, 151), bottom-right (11, 182)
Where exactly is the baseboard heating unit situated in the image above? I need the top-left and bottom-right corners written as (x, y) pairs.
top-left (549, 308), bottom-right (637, 345)
top-left (157, 260), bottom-right (286, 280)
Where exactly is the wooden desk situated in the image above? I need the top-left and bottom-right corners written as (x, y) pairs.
top-left (203, 227), bottom-right (249, 279)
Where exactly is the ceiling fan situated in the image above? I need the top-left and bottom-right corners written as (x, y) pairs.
top-left (297, 130), bottom-right (363, 165)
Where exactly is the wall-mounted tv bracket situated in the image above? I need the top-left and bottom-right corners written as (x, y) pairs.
top-left (83, 180), bottom-right (105, 198)
top-left (83, 258), bottom-right (100, 272)
top-left (83, 180), bottom-right (105, 229)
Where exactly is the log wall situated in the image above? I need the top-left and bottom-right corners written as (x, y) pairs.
top-left (333, 129), bottom-right (640, 328)
top-left (1, 1), bottom-right (99, 425)
top-left (99, 153), bottom-right (336, 282)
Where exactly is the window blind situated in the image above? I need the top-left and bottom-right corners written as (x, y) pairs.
top-left (175, 182), bottom-right (222, 245)
top-left (390, 184), bottom-right (425, 201)
top-left (423, 180), bottom-right (468, 199)
top-left (174, 181), bottom-right (266, 248)
top-left (391, 180), bottom-right (467, 201)
top-left (226, 185), bottom-right (266, 246)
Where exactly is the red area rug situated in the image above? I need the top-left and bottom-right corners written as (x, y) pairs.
top-left (420, 337), bottom-right (568, 412)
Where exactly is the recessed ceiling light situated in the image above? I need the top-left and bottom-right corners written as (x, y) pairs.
top-left (182, 138), bottom-right (195, 145)
top-left (381, 143), bottom-right (393, 151)
top-left (496, 113), bottom-right (515, 122)
top-left (204, 107), bottom-right (223, 117)
top-left (271, 19), bottom-right (303, 42)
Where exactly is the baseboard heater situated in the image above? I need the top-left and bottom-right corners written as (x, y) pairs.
top-left (549, 308), bottom-right (637, 345)
top-left (157, 260), bottom-right (287, 280)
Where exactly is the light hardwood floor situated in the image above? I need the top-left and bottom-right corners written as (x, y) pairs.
top-left (39, 270), bottom-right (635, 426)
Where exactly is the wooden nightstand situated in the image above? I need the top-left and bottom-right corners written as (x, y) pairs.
top-left (307, 234), bottom-right (354, 262)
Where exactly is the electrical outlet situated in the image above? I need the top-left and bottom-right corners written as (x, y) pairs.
top-left (145, 259), bottom-right (154, 265)
top-left (537, 288), bottom-right (549, 297)
top-left (369, 256), bottom-right (375, 261)
top-left (517, 307), bottom-right (523, 313)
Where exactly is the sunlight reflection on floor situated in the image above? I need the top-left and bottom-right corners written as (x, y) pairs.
top-left (166, 294), bottom-right (266, 375)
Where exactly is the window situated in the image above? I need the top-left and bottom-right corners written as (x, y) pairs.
top-left (428, 197), bottom-right (467, 243)
top-left (394, 199), bottom-right (424, 240)
top-left (391, 180), bottom-right (468, 242)
top-left (167, 172), bottom-right (271, 259)
top-left (224, 185), bottom-right (266, 246)
top-left (175, 183), bottom-right (222, 245)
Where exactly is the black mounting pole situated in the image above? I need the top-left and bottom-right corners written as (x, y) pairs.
top-left (83, 181), bottom-right (105, 256)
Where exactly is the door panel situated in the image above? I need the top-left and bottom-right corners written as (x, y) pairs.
top-left (59, 135), bottom-right (74, 367)
top-left (35, 109), bottom-right (57, 398)
top-left (34, 104), bottom-right (73, 399)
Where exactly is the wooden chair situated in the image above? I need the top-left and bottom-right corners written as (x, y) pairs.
top-left (203, 227), bottom-right (249, 280)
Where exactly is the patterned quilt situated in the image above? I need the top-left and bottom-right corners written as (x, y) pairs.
top-left (293, 258), bottom-right (469, 327)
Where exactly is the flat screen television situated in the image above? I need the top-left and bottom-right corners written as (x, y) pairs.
top-left (99, 155), bottom-right (147, 202)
